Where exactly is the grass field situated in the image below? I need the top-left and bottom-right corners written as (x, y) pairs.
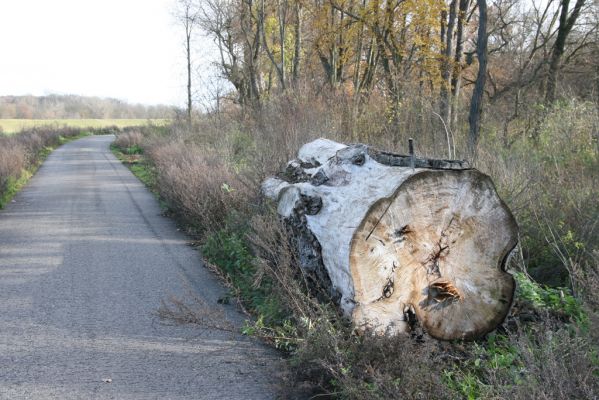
top-left (0, 119), bottom-right (170, 134)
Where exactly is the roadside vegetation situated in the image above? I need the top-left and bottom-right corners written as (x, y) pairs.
top-left (0, 126), bottom-right (121, 208)
top-left (113, 94), bottom-right (599, 398)
top-left (0, 118), bottom-right (169, 135)
top-left (117, 0), bottom-right (599, 397)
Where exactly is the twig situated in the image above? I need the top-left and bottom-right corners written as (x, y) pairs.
top-left (431, 110), bottom-right (455, 159)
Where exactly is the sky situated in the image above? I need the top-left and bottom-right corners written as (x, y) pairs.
top-left (0, 0), bottom-right (190, 106)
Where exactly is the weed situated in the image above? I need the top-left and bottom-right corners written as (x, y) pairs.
top-left (514, 272), bottom-right (587, 325)
top-left (202, 228), bottom-right (287, 325)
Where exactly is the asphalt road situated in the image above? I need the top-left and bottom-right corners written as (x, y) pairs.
top-left (0, 136), bottom-right (282, 399)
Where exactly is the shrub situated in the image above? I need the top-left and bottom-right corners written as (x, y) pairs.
top-left (513, 272), bottom-right (587, 325)
top-left (114, 131), bottom-right (144, 153)
top-left (145, 140), bottom-right (256, 235)
top-left (445, 321), bottom-right (599, 400)
top-left (0, 141), bottom-right (26, 197)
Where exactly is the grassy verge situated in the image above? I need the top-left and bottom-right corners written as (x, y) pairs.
top-left (110, 132), bottom-right (297, 347)
top-left (109, 139), bottom-right (169, 215)
top-left (110, 144), bottom-right (156, 189)
top-left (0, 131), bottom-right (90, 208)
top-left (0, 118), bottom-right (170, 135)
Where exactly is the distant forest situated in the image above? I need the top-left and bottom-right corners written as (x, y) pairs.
top-left (0, 95), bottom-right (176, 119)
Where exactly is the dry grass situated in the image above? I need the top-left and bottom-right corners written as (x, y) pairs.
top-left (0, 142), bottom-right (26, 192)
top-left (145, 139), bottom-right (256, 235)
top-left (156, 291), bottom-right (235, 332)
top-left (114, 131), bottom-right (144, 149)
top-left (125, 92), bottom-right (599, 399)
top-left (495, 326), bottom-right (597, 399)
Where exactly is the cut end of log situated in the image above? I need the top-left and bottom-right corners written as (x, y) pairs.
top-left (264, 138), bottom-right (518, 341)
top-left (350, 170), bottom-right (517, 340)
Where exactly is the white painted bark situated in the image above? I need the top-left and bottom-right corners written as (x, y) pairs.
top-left (263, 138), bottom-right (518, 340)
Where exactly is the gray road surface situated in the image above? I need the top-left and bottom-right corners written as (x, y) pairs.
top-left (0, 136), bottom-right (282, 399)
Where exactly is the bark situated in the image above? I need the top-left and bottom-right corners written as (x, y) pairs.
top-left (468, 0), bottom-right (488, 158)
top-left (263, 139), bottom-right (518, 340)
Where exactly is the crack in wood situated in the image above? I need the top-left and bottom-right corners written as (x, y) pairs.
top-left (365, 200), bottom-right (394, 242)
top-left (424, 243), bottom-right (449, 277)
top-left (422, 216), bottom-right (456, 276)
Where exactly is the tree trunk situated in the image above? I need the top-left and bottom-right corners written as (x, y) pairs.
top-left (440, 0), bottom-right (457, 124)
top-left (260, 0), bottom-right (286, 90)
top-left (450, 0), bottom-right (470, 130)
top-left (263, 139), bottom-right (518, 340)
top-left (292, 2), bottom-right (302, 85)
top-left (545, 0), bottom-right (586, 105)
top-left (278, 0), bottom-right (287, 87)
top-left (186, 24), bottom-right (193, 126)
top-left (468, 0), bottom-right (488, 158)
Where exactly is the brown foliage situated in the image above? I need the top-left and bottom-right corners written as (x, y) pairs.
top-left (0, 141), bottom-right (26, 192)
top-left (145, 140), bottom-right (255, 234)
top-left (114, 131), bottom-right (144, 149)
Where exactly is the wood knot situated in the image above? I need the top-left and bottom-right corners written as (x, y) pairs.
top-left (351, 153), bottom-right (366, 166)
top-left (382, 279), bottom-right (394, 298)
top-left (310, 170), bottom-right (329, 186)
top-left (302, 195), bottom-right (323, 215)
top-left (393, 225), bottom-right (412, 243)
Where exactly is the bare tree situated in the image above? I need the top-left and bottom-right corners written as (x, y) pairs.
top-left (176, 0), bottom-right (199, 125)
top-left (545, 0), bottom-right (586, 105)
top-left (198, 0), bottom-right (263, 105)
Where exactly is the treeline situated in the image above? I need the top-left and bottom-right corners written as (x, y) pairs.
top-left (0, 95), bottom-right (176, 119)
top-left (180, 0), bottom-right (599, 155)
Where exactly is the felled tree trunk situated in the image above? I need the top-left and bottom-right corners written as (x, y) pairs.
top-left (263, 139), bottom-right (518, 340)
